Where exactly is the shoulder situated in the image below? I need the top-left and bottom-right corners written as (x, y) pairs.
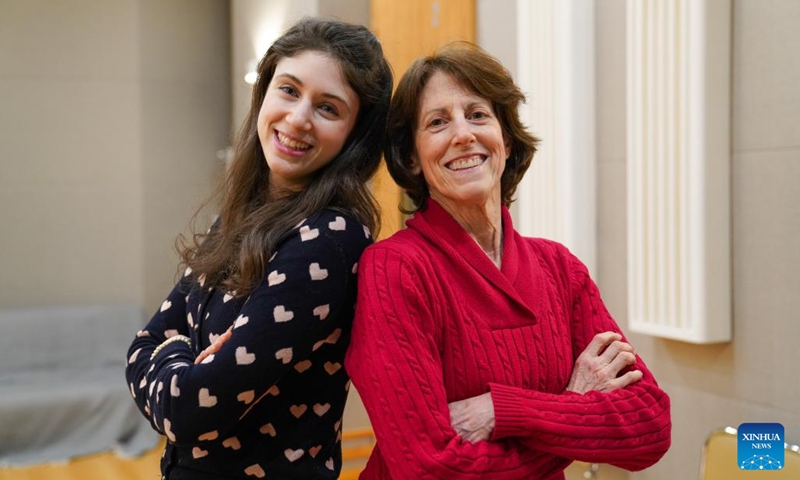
top-left (521, 236), bottom-right (574, 264)
top-left (361, 227), bottom-right (428, 264)
top-left (356, 228), bottom-right (442, 290)
top-left (518, 235), bottom-right (590, 285)
top-left (283, 209), bottom-right (373, 258)
top-left (303, 208), bottom-right (369, 235)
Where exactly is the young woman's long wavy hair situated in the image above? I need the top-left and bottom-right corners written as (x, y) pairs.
top-left (178, 18), bottom-right (392, 297)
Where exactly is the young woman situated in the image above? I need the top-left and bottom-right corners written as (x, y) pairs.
top-left (125, 18), bottom-right (392, 480)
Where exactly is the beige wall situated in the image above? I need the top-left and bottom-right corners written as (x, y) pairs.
top-left (477, 0), bottom-right (517, 80)
top-left (594, 1), bottom-right (800, 479)
top-left (0, 0), bottom-right (144, 308)
top-left (138, 0), bottom-right (231, 311)
top-left (0, 0), bottom-right (230, 313)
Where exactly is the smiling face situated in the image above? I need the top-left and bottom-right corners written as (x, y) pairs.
top-left (257, 50), bottom-right (360, 192)
top-left (413, 71), bottom-right (510, 210)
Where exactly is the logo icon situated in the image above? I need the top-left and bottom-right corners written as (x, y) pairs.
top-left (738, 423), bottom-right (784, 470)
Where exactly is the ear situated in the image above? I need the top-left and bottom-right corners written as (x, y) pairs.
top-left (503, 133), bottom-right (512, 159)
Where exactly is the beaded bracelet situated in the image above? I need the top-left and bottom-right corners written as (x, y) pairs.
top-left (149, 334), bottom-right (192, 361)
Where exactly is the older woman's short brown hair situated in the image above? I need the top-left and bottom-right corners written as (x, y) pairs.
top-left (385, 42), bottom-right (540, 212)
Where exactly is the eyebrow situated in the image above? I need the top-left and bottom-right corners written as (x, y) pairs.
top-left (420, 100), bottom-right (489, 119)
top-left (274, 73), bottom-right (352, 111)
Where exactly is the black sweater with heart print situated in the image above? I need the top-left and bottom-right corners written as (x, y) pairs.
top-left (125, 209), bottom-right (372, 480)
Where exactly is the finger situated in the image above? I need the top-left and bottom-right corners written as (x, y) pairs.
top-left (583, 332), bottom-right (622, 357)
top-left (448, 402), bottom-right (464, 426)
top-left (467, 428), bottom-right (491, 443)
top-left (204, 343), bottom-right (220, 356)
top-left (196, 342), bottom-right (223, 363)
top-left (194, 351), bottom-right (209, 365)
top-left (465, 432), bottom-right (483, 443)
top-left (607, 350), bottom-right (637, 375)
top-left (599, 340), bottom-right (634, 364)
top-left (610, 369), bottom-right (643, 390)
top-left (448, 399), bottom-right (465, 414)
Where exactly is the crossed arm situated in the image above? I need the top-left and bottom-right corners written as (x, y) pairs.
top-left (450, 253), bottom-right (671, 471)
top-left (449, 331), bottom-right (642, 443)
top-left (125, 219), bottom-right (360, 445)
top-left (346, 246), bottom-right (671, 478)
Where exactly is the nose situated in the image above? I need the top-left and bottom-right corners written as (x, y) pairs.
top-left (286, 101), bottom-right (312, 131)
top-left (451, 116), bottom-right (476, 146)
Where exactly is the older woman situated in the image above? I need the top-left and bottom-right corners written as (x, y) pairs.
top-left (345, 43), bottom-right (671, 479)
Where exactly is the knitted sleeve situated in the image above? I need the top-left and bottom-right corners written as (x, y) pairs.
top-left (346, 246), bottom-right (542, 480)
top-left (125, 270), bottom-right (194, 434)
top-left (489, 249), bottom-right (671, 471)
top-left (125, 212), bottom-right (366, 445)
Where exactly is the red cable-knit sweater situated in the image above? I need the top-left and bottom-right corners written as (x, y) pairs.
top-left (345, 200), bottom-right (671, 480)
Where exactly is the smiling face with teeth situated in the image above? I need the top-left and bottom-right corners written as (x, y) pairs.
top-left (257, 50), bottom-right (360, 192)
top-left (412, 71), bottom-right (510, 211)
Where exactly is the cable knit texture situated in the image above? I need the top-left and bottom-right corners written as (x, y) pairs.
top-left (345, 200), bottom-right (671, 480)
top-left (126, 209), bottom-right (372, 480)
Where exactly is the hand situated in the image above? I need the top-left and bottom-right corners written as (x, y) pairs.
top-left (194, 326), bottom-right (232, 365)
top-left (448, 392), bottom-right (495, 443)
top-left (566, 331), bottom-right (643, 394)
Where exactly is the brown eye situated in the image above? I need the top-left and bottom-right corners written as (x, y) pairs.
top-left (318, 103), bottom-right (339, 116)
top-left (279, 85), bottom-right (298, 97)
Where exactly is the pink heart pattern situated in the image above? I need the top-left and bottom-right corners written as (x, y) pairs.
top-left (275, 347), bottom-right (293, 364)
top-left (274, 305), bottom-right (294, 322)
top-left (236, 346), bottom-right (256, 365)
top-left (284, 448), bottom-right (305, 462)
top-left (294, 360), bottom-right (312, 373)
top-left (170, 376), bottom-right (180, 397)
top-left (313, 403), bottom-right (331, 416)
top-left (313, 304), bottom-right (330, 320)
top-left (223, 436), bottom-right (242, 450)
top-left (198, 388), bottom-right (217, 408)
top-left (237, 390), bottom-right (255, 404)
top-left (268, 270), bottom-right (286, 286)
top-left (309, 263), bottom-right (328, 281)
top-left (299, 225), bottom-right (319, 241)
top-left (233, 314), bottom-right (249, 329)
top-left (260, 423), bottom-right (276, 437)
top-left (192, 447), bottom-right (208, 459)
top-left (244, 464), bottom-right (265, 478)
top-left (290, 404), bottom-right (307, 418)
top-left (328, 216), bottom-right (346, 231)
top-left (324, 362), bottom-right (342, 375)
top-left (198, 430), bottom-right (218, 441)
top-left (126, 211), bottom-right (370, 475)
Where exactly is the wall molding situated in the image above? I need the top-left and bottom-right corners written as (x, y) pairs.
top-left (626, 0), bottom-right (732, 343)
top-left (515, 0), bottom-right (596, 275)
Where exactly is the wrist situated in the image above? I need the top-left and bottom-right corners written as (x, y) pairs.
top-left (150, 335), bottom-right (192, 361)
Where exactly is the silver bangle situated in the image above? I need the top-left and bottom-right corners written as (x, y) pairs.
top-left (150, 335), bottom-right (192, 361)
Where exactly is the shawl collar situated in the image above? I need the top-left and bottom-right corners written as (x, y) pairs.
top-left (406, 199), bottom-right (545, 326)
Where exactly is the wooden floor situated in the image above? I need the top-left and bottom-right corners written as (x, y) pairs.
top-left (0, 442), bottom-right (163, 480)
top-left (0, 439), bottom-right (600, 480)
top-left (0, 430), bottom-right (372, 480)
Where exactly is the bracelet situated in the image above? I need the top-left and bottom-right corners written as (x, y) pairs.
top-left (150, 335), bottom-right (192, 361)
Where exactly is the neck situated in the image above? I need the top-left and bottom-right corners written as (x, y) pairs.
top-left (432, 195), bottom-right (503, 268)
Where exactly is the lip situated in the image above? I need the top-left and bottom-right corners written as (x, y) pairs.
top-left (273, 130), bottom-right (312, 157)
